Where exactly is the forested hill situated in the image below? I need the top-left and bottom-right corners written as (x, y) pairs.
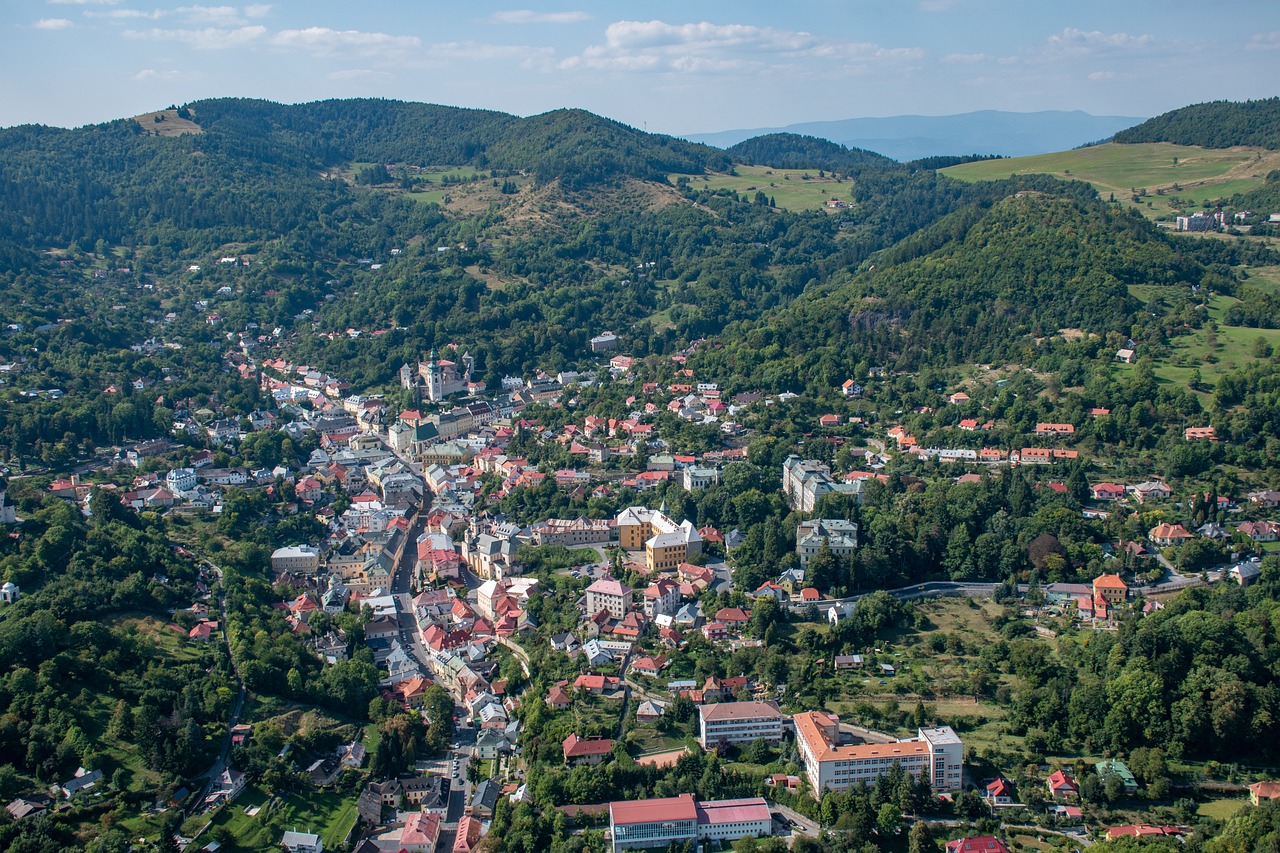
top-left (0, 98), bottom-right (733, 266)
top-left (186, 99), bottom-right (732, 189)
top-left (692, 189), bottom-right (1218, 390)
top-left (1112, 97), bottom-right (1280, 149)
top-left (724, 133), bottom-right (895, 172)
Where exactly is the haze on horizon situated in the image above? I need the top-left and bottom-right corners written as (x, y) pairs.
top-left (2, 0), bottom-right (1277, 136)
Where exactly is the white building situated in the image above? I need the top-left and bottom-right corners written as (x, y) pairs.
top-left (608, 794), bottom-right (771, 853)
top-left (585, 577), bottom-right (632, 620)
top-left (698, 701), bottom-right (784, 750)
top-left (796, 519), bottom-right (858, 569)
top-left (794, 711), bottom-right (963, 796)
top-left (281, 830), bottom-right (323, 853)
top-left (682, 466), bottom-right (719, 491)
top-left (271, 544), bottom-right (320, 575)
top-left (782, 456), bottom-right (863, 512)
top-left (166, 468), bottom-right (197, 494)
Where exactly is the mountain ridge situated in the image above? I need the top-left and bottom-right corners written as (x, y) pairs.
top-left (683, 109), bottom-right (1147, 161)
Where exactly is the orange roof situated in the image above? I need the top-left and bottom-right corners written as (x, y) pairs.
top-left (1093, 574), bottom-right (1128, 590)
top-left (610, 794), bottom-right (698, 825)
top-left (793, 711), bottom-right (929, 763)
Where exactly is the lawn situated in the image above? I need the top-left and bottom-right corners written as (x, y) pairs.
top-left (1198, 798), bottom-right (1247, 820)
top-left (671, 165), bottom-right (854, 212)
top-left (205, 785), bottom-right (358, 852)
top-left (1120, 286), bottom-right (1280, 393)
top-left (942, 142), bottom-right (1280, 220)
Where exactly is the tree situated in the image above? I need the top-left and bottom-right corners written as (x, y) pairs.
top-left (909, 819), bottom-right (937, 853)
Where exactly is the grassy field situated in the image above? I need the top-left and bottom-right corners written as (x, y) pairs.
top-left (672, 165), bottom-right (853, 212)
top-left (1197, 798), bottom-right (1247, 820)
top-left (205, 786), bottom-right (358, 851)
top-left (1122, 288), bottom-right (1280, 391)
top-left (942, 142), bottom-right (1280, 220)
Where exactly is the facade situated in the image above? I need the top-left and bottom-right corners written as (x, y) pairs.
top-left (608, 794), bottom-right (771, 853)
top-left (271, 544), bottom-right (320, 574)
top-left (532, 517), bottom-right (615, 546)
top-left (698, 701), bottom-right (784, 750)
top-left (418, 349), bottom-right (474, 402)
top-left (795, 519), bottom-right (859, 569)
top-left (782, 455), bottom-right (864, 512)
top-left (682, 466), bottom-right (719, 491)
top-left (1092, 574), bottom-right (1128, 606)
top-left (642, 579), bottom-right (681, 618)
top-left (585, 577), bottom-right (632, 620)
top-left (793, 711), bottom-right (963, 796)
top-left (616, 506), bottom-right (703, 573)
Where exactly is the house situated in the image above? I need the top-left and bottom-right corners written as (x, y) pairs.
top-left (281, 831), bottom-right (323, 853)
top-left (1132, 481), bottom-right (1172, 503)
top-left (1248, 490), bottom-right (1280, 508)
top-left (630, 654), bottom-right (668, 678)
top-left (1148, 523), bottom-right (1194, 547)
top-left (1116, 348), bottom-right (1136, 363)
top-left (1046, 769), bottom-right (1078, 800)
top-left (1104, 825), bottom-right (1184, 841)
top-left (1230, 558), bottom-right (1263, 586)
top-left (1184, 426), bottom-right (1217, 441)
top-left (946, 838), bottom-right (1011, 853)
top-left (714, 607), bottom-right (750, 629)
top-left (1239, 521), bottom-right (1280, 543)
top-left (5, 796), bottom-right (49, 821)
top-left (1092, 574), bottom-right (1128, 606)
top-left (397, 810), bottom-right (442, 852)
top-left (834, 654), bottom-right (864, 670)
top-left (1035, 423), bottom-right (1075, 436)
top-left (470, 779), bottom-right (501, 819)
top-left (61, 767), bottom-right (103, 798)
top-left (585, 576), bottom-right (632, 620)
top-left (698, 701), bottom-right (784, 750)
top-left (1096, 759), bottom-right (1138, 794)
top-left (1091, 482), bottom-right (1127, 502)
top-left (1249, 781), bottom-right (1280, 805)
top-left (984, 778), bottom-right (1014, 805)
top-left (563, 733), bottom-right (614, 765)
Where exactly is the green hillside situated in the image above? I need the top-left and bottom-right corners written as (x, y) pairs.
top-left (1113, 96), bottom-right (1280, 149)
top-left (941, 141), bottom-right (1280, 219)
top-left (724, 132), bottom-right (894, 172)
top-left (693, 190), bottom-right (1217, 390)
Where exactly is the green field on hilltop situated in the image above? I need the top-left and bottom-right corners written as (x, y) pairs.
top-left (1123, 285), bottom-right (1280, 391)
top-left (943, 142), bottom-right (1280, 219)
top-left (673, 165), bottom-right (853, 212)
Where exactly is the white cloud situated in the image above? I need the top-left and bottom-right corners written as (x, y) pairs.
top-left (34, 17), bottom-right (74, 29)
top-left (133, 67), bottom-right (184, 80)
top-left (48, 0), bottom-right (120, 5)
top-left (328, 68), bottom-right (393, 80)
top-left (1045, 27), bottom-right (1155, 54)
top-left (124, 25), bottom-right (266, 49)
top-left (490, 10), bottom-right (590, 24)
top-left (243, 4), bottom-right (271, 17)
top-left (428, 40), bottom-right (556, 68)
top-left (176, 6), bottom-right (247, 26)
top-left (1246, 31), bottom-right (1280, 51)
top-left (1088, 70), bottom-right (1117, 81)
top-left (86, 8), bottom-right (166, 19)
top-left (562, 19), bottom-right (920, 73)
top-left (271, 27), bottom-right (421, 57)
top-left (943, 52), bottom-right (987, 63)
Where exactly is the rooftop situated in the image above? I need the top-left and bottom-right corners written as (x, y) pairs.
top-left (610, 793), bottom-right (698, 826)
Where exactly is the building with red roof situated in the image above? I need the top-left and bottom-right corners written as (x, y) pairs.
top-left (562, 734), bottom-right (613, 766)
top-left (608, 794), bottom-right (771, 852)
top-left (1047, 769), bottom-right (1078, 800)
top-left (946, 837), bottom-right (1011, 853)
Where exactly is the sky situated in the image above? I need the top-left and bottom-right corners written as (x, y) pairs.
top-left (2, 0), bottom-right (1278, 135)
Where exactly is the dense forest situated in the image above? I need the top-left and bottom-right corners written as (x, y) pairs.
top-left (1112, 97), bottom-right (1280, 149)
top-left (724, 133), bottom-right (895, 172)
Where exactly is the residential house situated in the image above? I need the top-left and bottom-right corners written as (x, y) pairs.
top-left (1096, 759), bottom-right (1139, 794)
top-left (984, 778), bottom-right (1014, 805)
top-left (1249, 781), bottom-right (1280, 805)
top-left (563, 734), bottom-right (614, 766)
top-left (1148, 523), bottom-right (1194, 547)
top-left (1047, 770), bottom-right (1078, 800)
top-left (1092, 574), bottom-right (1128, 606)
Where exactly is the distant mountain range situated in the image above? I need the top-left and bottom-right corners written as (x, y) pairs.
top-left (682, 110), bottom-right (1147, 162)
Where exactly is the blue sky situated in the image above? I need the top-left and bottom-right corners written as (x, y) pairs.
top-left (3, 0), bottom-right (1278, 134)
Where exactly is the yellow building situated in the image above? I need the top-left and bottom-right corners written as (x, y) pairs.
top-left (1092, 573), bottom-right (1128, 606)
top-left (617, 505), bottom-right (703, 573)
